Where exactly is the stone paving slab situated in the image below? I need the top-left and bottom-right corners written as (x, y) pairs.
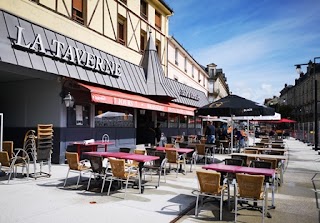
top-left (0, 138), bottom-right (319, 223)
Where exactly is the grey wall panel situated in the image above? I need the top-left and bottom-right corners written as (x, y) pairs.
top-left (134, 66), bottom-right (148, 94)
top-left (119, 61), bottom-right (133, 91)
top-left (105, 54), bottom-right (119, 88)
top-left (75, 42), bottom-right (97, 83)
top-left (33, 25), bottom-right (59, 74)
top-left (4, 13), bottom-right (33, 68)
top-left (75, 65), bottom-right (89, 81)
top-left (99, 51), bottom-right (112, 87)
top-left (0, 12), bottom-right (17, 64)
top-left (18, 20), bottom-right (46, 72)
top-left (91, 48), bottom-right (107, 85)
top-left (64, 37), bottom-right (81, 80)
top-left (54, 33), bottom-right (73, 78)
top-left (45, 30), bottom-right (69, 77)
top-left (116, 58), bottom-right (130, 90)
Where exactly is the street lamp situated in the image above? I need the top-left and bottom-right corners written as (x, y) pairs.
top-left (63, 92), bottom-right (74, 108)
top-left (295, 57), bottom-right (320, 150)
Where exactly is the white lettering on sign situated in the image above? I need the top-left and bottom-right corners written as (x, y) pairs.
top-left (243, 108), bottom-right (253, 112)
top-left (13, 26), bottom-right (122, 77)
top-left (179, 89), bottom-right (199, 101)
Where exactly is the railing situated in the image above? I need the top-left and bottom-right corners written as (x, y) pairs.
top-left (311, 173), bottom-right (320, 222)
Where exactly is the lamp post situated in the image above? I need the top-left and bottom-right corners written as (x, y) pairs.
top-left (295, 57), bottom-right (320, 150)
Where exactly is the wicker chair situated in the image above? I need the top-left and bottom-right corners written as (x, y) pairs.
top-left (143, 151), bottom-right (167, 187)
top-left (87, 155), bottom-right (111, 193)
top-left (195, 170), bottom-right (227, 220)
top-left (165, 143), bottom-right (175, 148)
top-left (231, 154), bottom-right (248, 166)
top-left (107, 158), bottom-right (140, 199)
top-left (235, 173), bottom-right (268, 223)
top-left (194, 144), bottom-right (211, 165)
top-left (1, 141), bottom-right (14, 176)
top-left (2, 141), bottom-right (14, 160)
top-left (64, 152), bottom-right (90, 188)
top-left (165, 149), bottom-right (185, 178)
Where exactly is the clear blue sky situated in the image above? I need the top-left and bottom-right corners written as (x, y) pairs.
top-left (165, 0), bottom-right (320, 103)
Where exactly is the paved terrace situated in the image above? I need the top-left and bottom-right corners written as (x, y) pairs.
top-left (0, 138), bottom-right (319, 223)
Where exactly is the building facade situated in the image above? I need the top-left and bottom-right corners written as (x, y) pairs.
top-left (278, 62), bottom-right (320, 144)
top-left (0, 0), bottom-right (209, 164)
top-left (206, 63), bottom-right (229, 102)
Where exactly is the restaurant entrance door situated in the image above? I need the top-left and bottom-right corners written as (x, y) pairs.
top-left (136, 110), bottom-right (154, 145)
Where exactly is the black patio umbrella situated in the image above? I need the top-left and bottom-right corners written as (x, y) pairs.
top-left (196, 94), bottom-right (275, 117)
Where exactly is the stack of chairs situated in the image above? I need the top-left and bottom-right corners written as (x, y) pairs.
top-left (32, 124), bottom-right (53, 178)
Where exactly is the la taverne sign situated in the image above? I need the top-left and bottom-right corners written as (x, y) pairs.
top-left (12, 26), bottom-right (121, 77)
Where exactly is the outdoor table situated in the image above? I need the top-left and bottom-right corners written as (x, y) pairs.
top-left (202, 163), bottom-right (276, 210)
top-left (264, 142), bottom-right (285, 148)
top-left (244, 147), bottom-right (288, 154)
top-left (156, 147), bottom-right (194, 173)
top-left (83, 151), bottom-right (159, 193)
top-left (70, 140), bottom-right (114, 158)
top-left (231, 152), bottom-right (287, 185)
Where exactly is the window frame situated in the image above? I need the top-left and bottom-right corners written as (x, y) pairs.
top-left (175, 48), bottom-right (179, 65)
top-left (156, 39), bottom-right (161, 60)
top-left (140, 29), bottom-right (147, 53)
top-left (155, 10), bottom-right (161, 30)
top-left (184, 57), bottom-right (187, 72)
top-left (72, 0), bottom-right (85, 25)
top-left (140, 0), bottom-right (148, 20)
top-left (117, 15), bottom-right (127, 46)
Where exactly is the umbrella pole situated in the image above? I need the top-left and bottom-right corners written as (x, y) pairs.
top-left (231, 116), bottom-right (234, 151)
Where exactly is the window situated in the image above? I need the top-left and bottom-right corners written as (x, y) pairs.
top-left (179, 115), bottom-right (187, 128)
top-left (188, 116), bottom-right (195, 128)
top-left (140, 30), bottom-right (147, 53)
top-left (140, 0), bottom-right (148, 20)
top-left (198, 70), bottom-right (201, 83)
top-left (117, 15), bottom-right (126, 45)
top-left (95, 105), bottom-right (134, 128)
top-left (67, 104), bottom-right (90, 127)
top-left (155, 11), bottom-right (161, 30)
top-left (195, 117), bottom-right (202, 129)
top-left (184, 57), bottom-right (187, 72)
top-left (72, 0), bottom-right (85, 24)
top-left (175, 48), bottom-right (178, 65)
top-left (157, 112), bottom-right (168, 128)
top-left (168, 113), bottom-right (178, 128)
top-left (156, 40), bottom-right (161, 59)
top-left (192, 66), bottom-right (194, 78)
top-left (173, 76), bottom-right (178, 81)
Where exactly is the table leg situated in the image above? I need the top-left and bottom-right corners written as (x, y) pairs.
top-left (77, 145), bottom-right (81, 158)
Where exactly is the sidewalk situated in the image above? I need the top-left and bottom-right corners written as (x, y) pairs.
top-left (0, 138), bottom-right (319, 223)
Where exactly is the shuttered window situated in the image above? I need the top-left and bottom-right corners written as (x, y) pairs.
top-left (140, 30), bottom-right (147, 53)
top-left (72, 0), bottom-right (84, 24)
top-left (118, 15), bottom-right (126, 45)
top-left (155, 11), bottom-right (161, 30)
top-left (140, 0), bottom-right (148, 20)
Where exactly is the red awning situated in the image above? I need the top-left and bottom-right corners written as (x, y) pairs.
top-left (79, 83), bottom-right (195, 116)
